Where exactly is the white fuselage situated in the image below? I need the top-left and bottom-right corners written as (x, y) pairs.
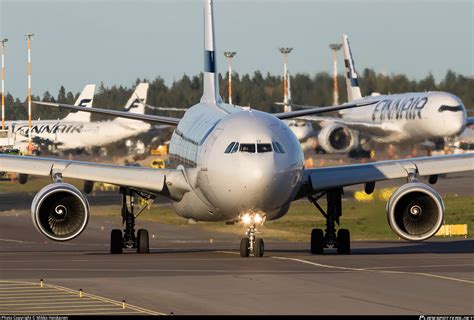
top-left (6, 119), bottom-right (151, 150)
top-left (167, 102), bottom-right (304, 222)
top-left (341, 91), bottom-right (466, 143)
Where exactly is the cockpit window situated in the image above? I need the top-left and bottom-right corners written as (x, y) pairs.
top-left (272, 141), bottom-right (285, 154)
top-left (240, 143), bottom-right (256, 153)
top-left (231, 142), bottom-right (239, 153)
top-left (438, 105), bottom-right (463, 112)
top-left (257, 144), bottom-right (272, 153)
top-left (224, 142), bottom-right (235, 153)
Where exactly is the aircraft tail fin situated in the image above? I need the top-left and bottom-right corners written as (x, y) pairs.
top-left (113, 83), bottom-right (149, 124)
top-left (123, 83), bottom-right (149, 115)
top-left (342, 34), bottom-right (363, 102)
top-left (62, 84), bottom-right (95, 122)
top-left (200, 0), bottom-right (222, 105)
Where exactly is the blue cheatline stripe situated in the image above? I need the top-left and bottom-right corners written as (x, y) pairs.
top-left (204, 50), bottom-right (216, 73)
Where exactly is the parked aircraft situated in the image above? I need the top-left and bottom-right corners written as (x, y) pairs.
top-left (2, 0), bottom-right (472, 258)
top-left (10, 83), bottom-right (150, 152)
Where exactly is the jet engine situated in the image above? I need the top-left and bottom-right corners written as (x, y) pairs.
top-left (318, 124), bottom-right (358, 153)
top-left (31, 183), bottom-right (90, 241)
top-left (386, 183), bottom-right (444, 241)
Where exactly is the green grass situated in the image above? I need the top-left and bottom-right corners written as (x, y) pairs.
top-left (1, 177), bottom-right (472, 241)
top-left (91, 196), bottom-right (474, 241)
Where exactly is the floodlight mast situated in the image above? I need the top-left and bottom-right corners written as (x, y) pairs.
top-left (26, 33), bottom-right (34, 154)
top-left (278, 47), bottom-right (293, 112)
top-left (224, 51), bottom-right (237, 105)
top-left (329, 43), bottom-right (342, 105)
top-left (1, 38), bottom-right (8, 130)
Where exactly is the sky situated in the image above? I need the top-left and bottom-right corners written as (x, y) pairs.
top-left (0, 0), bottom-right (472, 98)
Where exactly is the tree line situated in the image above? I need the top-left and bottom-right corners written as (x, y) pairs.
top-left (3, 68), bottom-right (473, 122)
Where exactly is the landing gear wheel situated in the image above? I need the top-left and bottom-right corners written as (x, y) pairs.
top-left (240, 238), bottom-right (250, 257)
top-left (137, 229), bottom-right (149, 254)
top-left (110, 229), bottom-right (123, 254)
top-left (311, 228), bottom-right (324, 254)
top-left (255, 238), bottom-right (264, 257)
top-left (337, 229), bottom-right (350, 254)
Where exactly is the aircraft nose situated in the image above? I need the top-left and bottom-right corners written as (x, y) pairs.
top-left (235, 153), bottom-right (299, 212)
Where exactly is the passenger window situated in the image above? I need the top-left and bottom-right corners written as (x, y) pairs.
top-left (225, 142), bottom-right (235, 153)
top-left (257, 144), bottom-right (272, 153)
top-left (240, 143), bottom-right (256, 153)
top-left (231, 142), bottom-right (239, 153)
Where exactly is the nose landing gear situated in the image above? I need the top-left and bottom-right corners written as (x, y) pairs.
top-left (110, 187), bottom-right (154, 254)
top-left (309, 188), bottom-right (351, 254)
top-left (239, 213), bottom-right (265, 257)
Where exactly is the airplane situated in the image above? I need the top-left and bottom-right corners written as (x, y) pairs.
top-left (294, 34), bottom-right (473, 154)
top-left (9, 83), bottom-right (151, 152)
top-left (3, 84), bottom-right (95, 153)
top-left (1, 0), bottom-right (472, 258)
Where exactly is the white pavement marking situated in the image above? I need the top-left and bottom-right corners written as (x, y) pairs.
top-left (0, 280), bottom-right (165, 315)
top-left (272, 256), bottom-right (474, 285)
top-left (0, 238), bottom-right (33, 243)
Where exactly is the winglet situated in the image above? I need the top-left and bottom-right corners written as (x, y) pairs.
top-left (342, 34), bottom-right (362, 102)
top-left (62, 84), bottom-right (96, 122)
top-left (200, 0), bottom-right (222, 104)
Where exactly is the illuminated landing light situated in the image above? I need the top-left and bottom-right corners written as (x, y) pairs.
top-left (240, 211), bottom-right (266, 226)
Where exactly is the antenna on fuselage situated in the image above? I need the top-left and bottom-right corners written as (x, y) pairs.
top-left (200, 0), bottom-right (222, 105)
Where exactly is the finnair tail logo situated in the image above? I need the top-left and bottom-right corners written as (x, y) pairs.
top-left (125, 98), bottom-right (144, 111)
top-left (77, 99), bottom-right (92, 107)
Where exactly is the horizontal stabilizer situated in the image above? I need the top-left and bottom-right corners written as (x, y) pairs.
top-left (34, 101), bottom-right (180, 126)
top-left (274, 101), bottom-right (377, 120)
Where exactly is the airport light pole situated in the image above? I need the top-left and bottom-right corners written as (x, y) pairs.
top-left (329, 43), bottom-right (342, 105)
top-left (1, 38), bottom-right (8, 130)
top-left (278, 48), bottom-right (293, 112)
top-left (224, 51), bottom-right (237, 105)
top-left (26, 33), bottom-right (34, 154)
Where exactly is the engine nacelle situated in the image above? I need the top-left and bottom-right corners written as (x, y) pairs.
top-left (31, 183), bottom-right (90, 241)
top-left (318, 124), bottom-right (358, 153)
top-left (386, 183), bottom-right (444, 241)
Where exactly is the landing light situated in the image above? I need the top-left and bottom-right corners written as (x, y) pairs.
top-left (242, 213), bottom-right (252, 225)
top-left (254, 213), bottom-right (263, 224)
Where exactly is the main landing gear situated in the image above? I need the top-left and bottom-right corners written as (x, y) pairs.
top-left (110, 187), bottom-right (154, 254)
top-left (308, 188), bottom-right (350, 254)
top-left (240, 213), bottom-right (265, 258)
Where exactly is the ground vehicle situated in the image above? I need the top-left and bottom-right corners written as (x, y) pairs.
top-left (150, 158), bottom-right (166, 169)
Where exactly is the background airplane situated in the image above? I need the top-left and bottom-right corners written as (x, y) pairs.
top-left (295, 34), bottom-right (470, 155)
top-left (16, 83), bottom-right (152, 152)
top-left (1, 0), bottom-right (472, 259)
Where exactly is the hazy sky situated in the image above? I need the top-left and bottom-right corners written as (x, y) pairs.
top-left (0, 0), bottom-right (472, 98)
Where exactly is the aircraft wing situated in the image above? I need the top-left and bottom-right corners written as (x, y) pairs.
top-left (467, 117), bottom-right (474, 126)
top-left (296, 115), bottom-right (398, 137)
top-left (273, 101), bottom-right (378, 120)
top-left (0, 155), bottom-right (190, 201)
top-left (34, 101), bottom-right (181, 126)
top-left (298, 154), bottom-right (474, 196)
